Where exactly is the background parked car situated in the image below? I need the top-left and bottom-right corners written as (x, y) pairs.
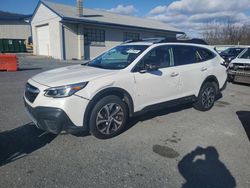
top-left (220, 47), bottom-right (245, 67)
top-left (228, 47), bottom-right (250, 84)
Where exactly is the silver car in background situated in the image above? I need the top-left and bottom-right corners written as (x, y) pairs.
top-left (228, 47), bottom-right (250, 84)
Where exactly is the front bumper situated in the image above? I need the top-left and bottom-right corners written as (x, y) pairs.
top-left (24, 100), bottom-right (86, 134)
top-left (228, 70), bottom-right (250, 84)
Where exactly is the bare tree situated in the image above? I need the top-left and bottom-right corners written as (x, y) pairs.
top-left (202, 21), bottom-right (250, 45)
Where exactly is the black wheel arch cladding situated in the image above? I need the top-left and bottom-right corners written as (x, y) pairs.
top-left (83, 87), bottom-right (134, 128)
top-left (201, 75), bottom-right (220, 95)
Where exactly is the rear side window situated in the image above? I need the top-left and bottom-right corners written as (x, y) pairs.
top-left (172, 45), bottom-right (202, 66)
top-left (197, 47), bottom-right (216, 61)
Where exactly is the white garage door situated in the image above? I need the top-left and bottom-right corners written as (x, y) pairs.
top-left (37, 25), bottom-right (50, 56)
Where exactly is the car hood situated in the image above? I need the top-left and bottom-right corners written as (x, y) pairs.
top-left (31, 65), bottom-right (117, 87)
top-left (231, 58), bottom-right (250, 65)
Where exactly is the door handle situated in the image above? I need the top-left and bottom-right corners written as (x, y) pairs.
top-left (170, 72), bottom-right (179, 77)
top-left (201, 67), bottom-right (207, 71)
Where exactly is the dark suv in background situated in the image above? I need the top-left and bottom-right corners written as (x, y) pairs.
top-left (220, 47), bottom-right (245, 67)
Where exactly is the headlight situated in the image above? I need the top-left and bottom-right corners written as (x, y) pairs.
top-left (44, 82), bottom-right (88, 98)
top-left (228, 63), bottom-right (234, 69)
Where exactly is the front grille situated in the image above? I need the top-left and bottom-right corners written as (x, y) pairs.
top-left (25, 83), bottom-right (40, 103)
top-left (229, 63), bottom-right (250, 75)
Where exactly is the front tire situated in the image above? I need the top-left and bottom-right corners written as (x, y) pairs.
top-left (89, 95), bottom-right (128, 139)
top-left (227, 74), bottom-right (235, 83)
top-left (193, 82), bottom-right (216, 111)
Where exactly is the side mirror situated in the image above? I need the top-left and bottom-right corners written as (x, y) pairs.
top-left (139, 62), bottom-right (160, 73)
top-left (145, 62), bottom-right (160, 72)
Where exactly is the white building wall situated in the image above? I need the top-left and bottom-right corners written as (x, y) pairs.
top-left (0, 21), bottom-right (31, 41)
top-left (82, 26), bottom-right (177, 60)
top-left (31, 4), bottom-right (62, 59)
top-left (63, 23), bottom-right (78, 60)
top-left (87, 27), bottom-right (124, 59)
top-left (63, 24), bottom-right (128, 60)
top-left (141, 30), bottom-right (176, 38)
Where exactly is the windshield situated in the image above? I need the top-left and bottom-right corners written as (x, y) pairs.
top-left (221, 48), bottom-right (244, 56)
top-left (87, 45), bottom-right (148, 70)
top-left (238, 48), bottom-right (250, 59)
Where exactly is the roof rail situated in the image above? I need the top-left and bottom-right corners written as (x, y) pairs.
top-left (123, 37), bottom-right (166, 44)
top-left (123, 37), bottom-right (208, 45)
top-left (159, 38), bottom-right (208, 45)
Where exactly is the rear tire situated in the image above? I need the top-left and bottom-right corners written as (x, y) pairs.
top-left (89, 95), bottom-right (128, 139)
top-left (193, 82), bottom-right (216, 111)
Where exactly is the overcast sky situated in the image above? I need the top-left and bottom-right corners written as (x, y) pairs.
top-left (1, 0), bottom-right (250, 36)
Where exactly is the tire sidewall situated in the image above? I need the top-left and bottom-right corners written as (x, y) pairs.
top-left (89, 95), bottom-right (128, 139)
top-left (195, 82), bottom-right (216, 111)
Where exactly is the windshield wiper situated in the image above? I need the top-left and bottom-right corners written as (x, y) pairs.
top-left (87, 64), bottom-right (105, 69)
top-left (81, 61), bottom-right (90, 66)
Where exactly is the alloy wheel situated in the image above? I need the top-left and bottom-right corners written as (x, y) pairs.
top-left (96, 103), bottom-right (124, 135)
top-left (201, 87), bottom-right (215, 109)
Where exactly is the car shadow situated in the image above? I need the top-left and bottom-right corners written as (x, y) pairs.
top-left (69, 130), bottom-right (90, 137)
top-left (74, 95), bottom-right (223, 138)
top-left (73, 103), bottom-right (194, 138)
top-left (125, 103), bottom-right (194, 132)
top-left (178, 146), bottom-right (236, 188)
top-left (236, 111), bottom-right (250, 141)
top-left (0, 123), bottom-right (57, 167)
top-left (126, 92), bottom-right (222, 127)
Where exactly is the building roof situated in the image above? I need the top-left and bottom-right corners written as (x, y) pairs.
top-left (39, 0), bottom-right (183, 34)
top-left (0, 10), bottom-right (31, 22)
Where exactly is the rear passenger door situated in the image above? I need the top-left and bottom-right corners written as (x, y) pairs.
top-left (171, 45), bottom-right (209, 97)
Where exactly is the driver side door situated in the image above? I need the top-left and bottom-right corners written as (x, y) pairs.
top-left (132, 45), bottom-right (181, 112)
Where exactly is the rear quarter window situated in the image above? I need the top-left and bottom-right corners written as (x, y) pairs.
top-left (196, 47), bottom-right (216, 61)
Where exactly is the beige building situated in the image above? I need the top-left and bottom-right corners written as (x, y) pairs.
top-left (31, 0), bottom-right (184, 60)
top-left (0, 11), bottom-right (31, 42)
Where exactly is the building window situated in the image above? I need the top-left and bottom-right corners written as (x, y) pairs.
top-left (123, 32), bottom-right (140, 41)
top-left (84, 28), bottom-right (105, 46)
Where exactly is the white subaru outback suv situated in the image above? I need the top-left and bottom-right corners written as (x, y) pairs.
top-left (24, 38), bottom-right (227, 139)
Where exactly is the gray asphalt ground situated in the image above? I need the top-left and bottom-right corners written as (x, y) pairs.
top-left (0, 54), bottom-right (250, 188)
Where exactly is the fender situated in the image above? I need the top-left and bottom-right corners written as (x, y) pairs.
top-left (83, 87), bottom-right (134, 128)
top-left (199, 75), bottom-right (220, 95)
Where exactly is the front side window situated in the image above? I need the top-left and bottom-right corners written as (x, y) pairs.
top-left (87, 45), bottom-right (148, 70)
top-left (123, 32), bottom-right (140, 41)
top-left (84, 28), bottom-right (105, 46)
top-left (136, 46), bottom-right (172, 71)
top-left (172, 45), bottom-right (202, 66)
top-left (238, 48), bottom-right (250, 59)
